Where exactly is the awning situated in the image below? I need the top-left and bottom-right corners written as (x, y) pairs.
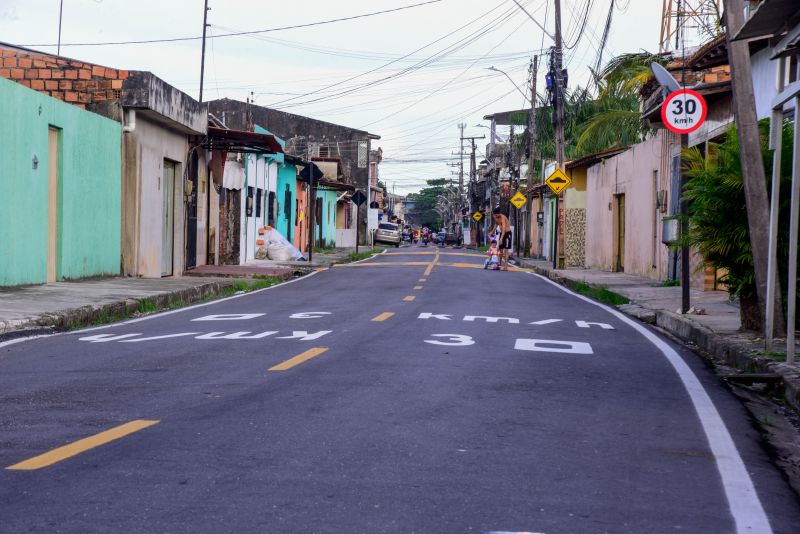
top-left (733, 0), bottom-right (800, 41)
top-left (317, 179), bottom-right (355, 192)
top-left (202, 126), bottom-right (284, 154)
top-left (566, 147), bottom-right (627, 170)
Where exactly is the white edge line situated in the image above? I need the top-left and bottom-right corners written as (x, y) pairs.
top-left (527, 271), bottom-right (772, 534)
top-left (61, 270), bottom-right (321, 334)
top-left (0, 335), bottom-right (53, 350)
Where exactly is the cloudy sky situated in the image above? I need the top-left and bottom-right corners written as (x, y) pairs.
top-left (1, 0), bottom-right (662, 194)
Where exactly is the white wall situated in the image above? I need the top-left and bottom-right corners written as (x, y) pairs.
top-left (123, 114), bottom-right (189, 278)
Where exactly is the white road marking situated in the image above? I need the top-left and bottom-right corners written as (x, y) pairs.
top-left (289, 312), bottom-right (331, 319)
top-left (119, 333), bottom-right (200, 343)
top-left (78, 334), bottom-right (142, 343)
top-left (277, 331), bottom-right (332, 341)
top-left (529, 319), bottom-right (563, 325)
top-left (529, 272), bottom-right (773, 533)
top-left (424, 334), bottom-right (475, 346)
top-left (464, 315), bottom-right (520, 324)
top-left (0, 335), bottom-right (54, 349)
top-left (418, 313), bottom-right (452, 320)
top-left (575, 320), bottom-right (614, 330)
top-left (514, 338), bottom-right (593, 354)
top-left (195, 331), bottom-right (278, 340)
top-left (77, 270), bottom-right (322, 330)
top-left (192, 313), bottom-right (265, 321)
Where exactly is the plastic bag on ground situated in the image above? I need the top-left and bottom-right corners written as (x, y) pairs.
top-left (261, 227), bottom-right (305, 261)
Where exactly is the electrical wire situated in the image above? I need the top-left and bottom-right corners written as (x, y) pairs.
top-left (266, 1), bottom-right (518, 109)
top-left (20, 0), bottom-right (446, 47)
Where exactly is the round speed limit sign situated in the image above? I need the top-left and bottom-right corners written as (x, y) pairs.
top-left (661, 88), bottom-right (707, 135)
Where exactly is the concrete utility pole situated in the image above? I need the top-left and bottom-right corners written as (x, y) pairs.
top-left (199, 0), bottom-right (210, 103)
top-left (458, 123), bottom-right (466, 200)
top-left (552, 0), bottom-right (565, 270)
top-left (527, 55), bottom-right (539, 188)
top-left (723, 0), bottom-right (784, 334)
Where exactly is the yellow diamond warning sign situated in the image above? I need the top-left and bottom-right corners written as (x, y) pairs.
top-left (545, 169), bottom-right (571, 195)
top-left (510, 191), bottom-right (527, 209)
top-left (472, 211), bottom-right (483, 222)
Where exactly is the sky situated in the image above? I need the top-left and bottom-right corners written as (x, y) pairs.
top-left (0, 0), bottom-right (661, 195)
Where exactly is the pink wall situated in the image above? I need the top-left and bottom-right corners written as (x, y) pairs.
top-left (585, 131), bottom-right (677, 280)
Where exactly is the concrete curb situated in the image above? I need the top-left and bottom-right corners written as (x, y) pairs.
top-left (0, 280), bottom-right (237, 340)
top-left (520, 259), bottom-right (800, 414)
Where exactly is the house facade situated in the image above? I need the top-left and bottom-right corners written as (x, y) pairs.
top-left (0, 43), bottom-right (211, 279)
top-left (0, 76), bottom-right (121, 286)
top-left (207, 99), bottom-right (380, 245)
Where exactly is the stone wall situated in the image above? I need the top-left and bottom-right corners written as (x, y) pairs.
top-left (564, 208), bottom-right (586, 267)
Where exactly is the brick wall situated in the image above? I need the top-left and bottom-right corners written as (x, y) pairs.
top-left (0, 49), bottom-right (128, 109)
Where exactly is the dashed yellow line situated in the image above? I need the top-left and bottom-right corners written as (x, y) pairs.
top-left (403, 296), bottom-right (416, 302)
top-left (414, 285), bottom-right (423, 290)
top-left (6, 419), bottom-right (160, 471)
top-left (419, 278), bottom-right (427, 282)
top-left (371, 312), bottom-right (395, 322)
top-left (269, 347), bottom-right (329, 371)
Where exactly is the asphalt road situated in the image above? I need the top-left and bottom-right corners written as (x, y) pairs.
top-left (1, 245), bottom-right (799, 533)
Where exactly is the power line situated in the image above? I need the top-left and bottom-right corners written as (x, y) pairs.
top-left (267, 0), bottom-right (516, 109)
top-left (20, 0), bottom-right (445, 47)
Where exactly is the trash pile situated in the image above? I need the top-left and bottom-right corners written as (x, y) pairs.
top-left (254, 226), bottom-right (306, 262)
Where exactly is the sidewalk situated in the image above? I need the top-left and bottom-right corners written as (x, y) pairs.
top-left (0, 248), bottom-right (379, 339)
top-left (514, 257), bottom-right (800, 413)
top-left (0, 277), bottom-right (238, 337)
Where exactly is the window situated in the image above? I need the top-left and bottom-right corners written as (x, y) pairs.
top-left (319, 145), bottom-right (330, 158)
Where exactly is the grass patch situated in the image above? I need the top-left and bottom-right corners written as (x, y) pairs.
top-left (751, 349), bottom-right (786, 362)
top-left (573, 282), bottom-right (630, 306)
top-left (346, 248), bottom-right (384, 263)
top-left (659, 279), bottom-right (681, 287)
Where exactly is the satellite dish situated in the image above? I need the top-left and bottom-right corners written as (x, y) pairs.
top-left (650, 62), bottom-right (680, 92)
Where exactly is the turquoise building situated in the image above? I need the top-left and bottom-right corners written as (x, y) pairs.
top-left (0, 77), bottom-right (121, 286)
top-left (253, 125), bottom-right (297, 243)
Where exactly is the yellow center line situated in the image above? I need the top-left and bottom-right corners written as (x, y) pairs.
top-left (6, 419), bottom-right (160, 471)
top-left (371, 312), bottom-right (395, 322)
top-left (419, 278), bottom-right (427, 282)
top-left (269, 347), bottom-right (329, 372)
top-left (403, 295), bottom-right (416, 302)
top-left (413, 285), bottom-right (423, 290)
top-left (423, 249), bottom-right (440, 276)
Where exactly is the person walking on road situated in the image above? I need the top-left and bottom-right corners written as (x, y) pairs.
top-left (490, 207), bottom-right (512, 270)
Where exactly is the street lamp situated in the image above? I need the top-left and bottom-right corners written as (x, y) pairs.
top-left (487, 66), bottom-right (528, 101)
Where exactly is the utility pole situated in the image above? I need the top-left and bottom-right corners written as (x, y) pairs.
top-left (527, 56), bottom-right (539, 188)
top-left (522, 56), bottom-right (539, 258)
top-left (552, 0), bottom-right (565, 270)
top-left (723, 0), bottom-right (784, 334)
top-left (458, 123), bottom-right (466, 199)
top-left (199, 0), bottom-right (210, 103)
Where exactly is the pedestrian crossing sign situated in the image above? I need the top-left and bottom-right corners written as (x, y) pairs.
top-left (472, 211), bottom-right (483, 222)
top-left (510, 191), bottom-right (527, 209)
top-left (545, 169), bottom-right (571, 195)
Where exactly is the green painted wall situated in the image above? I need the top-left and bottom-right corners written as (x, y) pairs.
top-left (0, 77), bottom-right (121, 286)
top-left (276, 164), bottom-right (296, 241)
top-left (316, 189), bottom-right (337, 248)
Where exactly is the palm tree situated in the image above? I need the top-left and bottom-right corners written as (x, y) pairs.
top-left (682, 120), bottom-right (794, 331)
top-left (574, 52), bottom-right (665, 156)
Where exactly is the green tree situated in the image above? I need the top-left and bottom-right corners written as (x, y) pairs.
top-left (682, 120), bottom-right (794, 331)
top-left (406, 178), bottom-right (448, 228)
